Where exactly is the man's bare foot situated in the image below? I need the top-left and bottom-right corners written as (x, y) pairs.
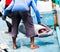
top-left (30, 44), bottom-right (39, 49)
top-left (13, 44), bottom-right (17, 49)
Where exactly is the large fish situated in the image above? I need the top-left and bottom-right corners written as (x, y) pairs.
top-left (18, 23), bottom-right (53, 37)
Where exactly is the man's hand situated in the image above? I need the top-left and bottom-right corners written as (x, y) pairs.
top-left (38, 22), bottom-right (41, 24)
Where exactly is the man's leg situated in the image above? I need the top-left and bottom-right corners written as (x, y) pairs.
top-left (11, 11), bottom-right (21, 49)
top-left (22, 11), bottom-right (39, 49)
top-left (5, 20), bottom-right (12, 33)
top-left (12, 37), bottom-right (17, 49)
top-left (30, 37), bottom-right (39, 49)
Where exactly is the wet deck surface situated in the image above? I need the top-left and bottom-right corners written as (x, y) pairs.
top-left (0, 18), bottom-right (60, 52)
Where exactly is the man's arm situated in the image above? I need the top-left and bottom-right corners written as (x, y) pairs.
top-left (31, 0), bottom-right (41, 24)
top-left (4, 0), bottom-right (14, 16)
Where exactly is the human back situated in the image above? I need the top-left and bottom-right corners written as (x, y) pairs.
top-left (12, 0), bottom-right (31, 11)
